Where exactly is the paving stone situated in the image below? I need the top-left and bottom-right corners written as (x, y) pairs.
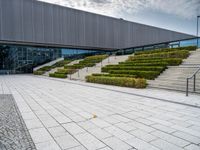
top-left (38, 115), bottom-right (60, 128)
top-left (21, 112), bottom-right (38, 120)
top-left (129, 129), bottom-right (157, 142)
top-left (147, 117), bottom-right (173, 126)
top-left (25, 119), bottom-right (44, 130)
top-left (78, 120), bottom-right (98, 130)
top-left (111, 114), bottom-right (131, 123)
top-left (98, 146), bottom-right (113, 150)
top-left (53, 115), bottom-right (72, 124)
top-left (114, 122), bottom-right (137, 132)
top-left (171, 125), bottom-right (200, 138)
top-left (48, 126), bottom-right (70, 138)
top-left (55, 134), bottom-right (80, 149)
top-left (151, 124), bottom-right (176, 133)
top-left (67, 145), bottom-right (87, 150)
top-left (29, 128), bottom-right (53, 144)
top-left (150, 139), bottom-right (184, 150)
top-left (151, 130), bottom-right (190, 147)
top-left (75, 132), bottom-right (106, 150)
top-left (103, 116), bottom-right (121, 124)
top-left (128, 121), bottom-right (156, 133)
top-left (88, 128), bottom-right (112, 139)
top-left (121, 112), bottom-right (140, 120)
top-left (184, 144), bottom-right (200, 150)
top-left (168, 119), bottom-right (192, 128)
top-left (188, 125), bottom-right (200, 132)
top-left (104, 126), bottom-right (134, 141)
top-left (172, 131), bottom-right (200, 144)
top-left (136, 117), bottom-right (156, 126)
top-left (62, 122), bottom-right (85, 135)
top-left (125, 137), bottom-right (159, 150)
top-left (36, 140), bottom-right (61, 150)
top-left (91, 118), bottom-right (111, 128)
top-left (102, 137), bottom-right (132, 150)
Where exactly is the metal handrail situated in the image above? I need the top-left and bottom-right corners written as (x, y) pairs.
top-left (186, 67), bottom-right (200, 96)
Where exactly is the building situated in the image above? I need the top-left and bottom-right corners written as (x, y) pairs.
top-left (0, 0), bottom-right (197, 73)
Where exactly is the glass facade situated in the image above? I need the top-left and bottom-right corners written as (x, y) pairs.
top-left (0, 38), bottom-right (199, 74)
top-left (170, 38), bottom-right (200, 48)
top-left (0, 44), bottom-right (107, 74)
top-left (121, 38), bottom-right (199, 55)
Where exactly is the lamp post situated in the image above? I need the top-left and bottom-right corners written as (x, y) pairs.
top-left (197, 16), bottom-right (200, 48)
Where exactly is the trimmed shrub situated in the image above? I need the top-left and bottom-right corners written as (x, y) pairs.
top-left (65, 54), bottom-right (108, 70)
top-left (56, 69), bottom-right (69, 74)
top-left (125, 58), bottom-right (182, 65)
top-left (135, 46), bottom-right (196, 55)
top-left (102, 66), bottom-right (166, 72)
top-left (84, 55), bottom-right (108, 61)
top-left (52, 60), bottom-right (71, 68)
top-left (174, 46), bottom-right (197, 51)
top-left (134, 46), bottom-right (197, 55)
top-left (86, 76), bottom-right (147, 88)
top-left (55, 68), bottom-right (77, 75)
top-left (129, 50), bottom-right (189, 60)
top-left (108, 70), bottom-right (160, 80)
top-left (65, 64), bottom-right (83, 69)
top-left (33, 71), bottom-right (44, 75)
top-left (49, 73), bottom-right (67, 78)
top-left (92, 73), bottom-right (136, 78)
top-left (118, 62), bottom-right (168, 66)
top-left (37, 66), bottom-right (52, 72)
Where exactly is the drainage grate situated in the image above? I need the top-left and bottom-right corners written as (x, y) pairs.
top-left (0, 94), bottom-right (36, 150)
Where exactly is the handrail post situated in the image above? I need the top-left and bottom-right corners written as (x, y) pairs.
top-left (194, 74), bottom-right (196, 92)
top-left (78, 69), bottom-right (80, 78)
top-left (186, 78), bottom-right (189, 96)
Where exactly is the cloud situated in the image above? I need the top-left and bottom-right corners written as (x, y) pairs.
top-left (38, 0), bottom-right (200, 20)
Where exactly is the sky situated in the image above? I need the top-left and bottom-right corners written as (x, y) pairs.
top-left (38, 0), bottom-right (200, 36)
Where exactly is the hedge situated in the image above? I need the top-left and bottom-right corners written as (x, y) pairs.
top-left (86, 76), bottom-right (147, 88)
top-left (134, 46), bottom-right (196, 55)
top-left (84, 55), bottom-right (108, 61)
top-left (56, 69), bottom-right (69, 74)
top-left (33, 70), bottom-right (45, 75)
top-left (49, 73), bottom-right (67, 78)
top-left (92, 73), bottom-right (136, 78)
top-left (65, 54), bottom-right (108, 70)
top-left (118, 62), bottom-right (168, 66)
top-left (129, 50), bottom-right (189, 60)
top-left (37, 66), bottom-right (52, 72)
top-left (52, 60), bottom-right (71, 68)
top-left (102, 66), bottom-right (166, 72)
top-left (108, 70), bottom-right (160, 80)
top-left (125, 58), bottom-right (183, 65)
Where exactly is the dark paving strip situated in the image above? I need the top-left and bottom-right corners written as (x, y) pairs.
top-left (0, 94), bottom-right (36, 150)
top-left (37, 75), bottom-right (200, 109)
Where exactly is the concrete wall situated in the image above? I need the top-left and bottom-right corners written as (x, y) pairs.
top-left (0, 0), bottom-right (195, 50)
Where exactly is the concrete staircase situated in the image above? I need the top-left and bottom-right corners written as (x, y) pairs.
top-left (148, 49), bottom-right (200, 93)
top-left (33, 57), bottom-right (64, 71)
top-left (43, 59), bottom-right (82, 76)
top-left (69, 55), bottom-right (130, 81)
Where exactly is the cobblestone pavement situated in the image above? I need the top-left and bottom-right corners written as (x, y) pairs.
top-left (0, 75), bottom-right (200, 150)
top-left (0, 94), bottom-right (36, 150)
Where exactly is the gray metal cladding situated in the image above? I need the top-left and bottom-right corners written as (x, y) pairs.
top-left (0, 0), bottom-right (196, 50)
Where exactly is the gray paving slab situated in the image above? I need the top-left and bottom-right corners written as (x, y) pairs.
top-left (1, 75), bottom-right (200, 150)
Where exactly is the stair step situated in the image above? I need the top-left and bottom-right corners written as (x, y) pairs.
top-left (148, 80), bottom-right (200, 88)
top-left (148, 83), bottom-right (200, 91)
top-left (149, 84), bottom-right (200, 93)
top-left (155, 78), bottom-right (200, 83)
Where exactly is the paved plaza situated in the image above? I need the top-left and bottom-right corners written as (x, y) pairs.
top-left (0, 75), bottom-right (200, 150)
